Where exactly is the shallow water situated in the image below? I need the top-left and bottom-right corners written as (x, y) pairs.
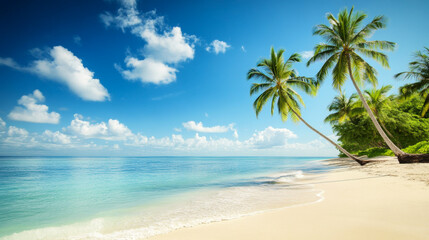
top-left (0, 156), bottom-right (334, 239)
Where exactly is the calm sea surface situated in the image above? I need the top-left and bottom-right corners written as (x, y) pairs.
top-left (0, 156), bottom-right (334, 239)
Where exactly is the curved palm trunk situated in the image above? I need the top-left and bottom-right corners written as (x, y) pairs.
top-left (346, 57), bottom-right (405, 157)
top-left (375, 112), bottom-right (402, 149)
top-left (288, 107), bottom-right (370, 166)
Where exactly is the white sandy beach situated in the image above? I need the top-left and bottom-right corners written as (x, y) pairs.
top-left (148, 157), bottom-right (429, 240)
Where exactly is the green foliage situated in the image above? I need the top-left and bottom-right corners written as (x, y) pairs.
top-left (332, 92), bottom-right (429, 152)
top-left (356, 148), bottom-right (394, 158)
top-left (324, 92), bottom-right (363, 125)
top-left (395, 47), bottom-right (429, 117)
top-left (339, 141), bottom-right (429, 157)
top-left (396, 94), bottom-right (429, 118)
top-left (307, 7), bottom-right (395, 89)
top-left (333, 115), bottom-right (385, 151)
top-left (247, 47), bottom-right (318, 122)
top-left (403, 141), bottom-right (429, 154)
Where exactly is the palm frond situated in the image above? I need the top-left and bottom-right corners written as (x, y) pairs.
top-left (357, 40), bottom-right (395, 51)
top-left (253, 87), bottom-right (275, 117)
top-left (332, 52), bottom-right (348, 90)
top-left (355, 48), bottom-right (389, 68)
top-left (250, 83), bottom-right (272, 96)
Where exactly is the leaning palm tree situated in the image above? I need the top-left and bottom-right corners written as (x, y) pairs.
top-left (395, 47), bottom-right (429, 117)
top-left (306, 7), bottom-right (427, 163)
top-left (363, 85), bottom-right (401, 147)
top-left (324, 92), bottom-right (362, 125)
top-left (248, 47), bottom-right (369, 165)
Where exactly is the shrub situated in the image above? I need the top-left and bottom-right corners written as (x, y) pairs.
top-left (338, 141), bottom-right (429, 158)
top-left (403, 141), bottom-right (429, 154)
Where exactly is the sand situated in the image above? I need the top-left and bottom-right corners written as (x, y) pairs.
top-left (148, 156), bottom-right (429, 240)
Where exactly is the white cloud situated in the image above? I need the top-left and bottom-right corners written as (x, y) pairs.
top-left (301, 50), bottom-right (314, 59)
top-left (102, 2), bottom-right (196, 85)
top-left (241, 45), bottom-right (246, 52)
top-left (42, 130), bottom-right (71, 144)
top-left (182, 121), bottom-right (235, 133)
top-left (7, 126), bottom-right (28, 138)
top-left (138, 22), bottom-right (195, 64)
top-left (0, 118), bottom-right (5, 129)
top-left (0, 46), bottom-right (110, 101)
top-left (100, 0), bottom-right (141, 29)
top-left (245, 126), bottom-right (297, 149)
top-left (119, 57), bottom-right (177, 84)
top-left (0, 122), bottom-right (338, 156)
top-left (0, 57), bottom-right (22, 70)
top-left (8, 90), bottom-right (60, 124)
top-left (67, 114), bottom-right (133, 140)
top-left (31, 46), bottom-right (110, 101)
top-left (1, 126), bottom-right (74, 151)
top-left (206, 40), bottom-right (230, 54)
top-left (233, 129), bottom-right (239, 139)
top-left (129, 133), bottom-right (241, 152)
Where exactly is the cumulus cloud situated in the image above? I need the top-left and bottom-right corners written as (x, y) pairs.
top-left (300, 50), bottom-right (314, 59)
top-left (138, 21), bottom-right (195, 64)
top-left (7, 126), bottom-right (28, 138)
top-left (245, 126), bottom-right (297, 149)
top-left (8, 90), bottom-right (60, 124)
top-left (31, 46), bottom-right (110, 101)
top-left (0, 46), bottom-right (110, 101)
top-left (206, 40), bottom-right (230, 54)
top-left (0, 125), bottom-right (75, 151)
top-left (182, 121), bottom-right (235, 133)
top-left (100, 0), bottom-right (141, 29)
top-left (42, 130), bottom-right (71, 144)
top-left (102, 2), bottom-right (196, 85)
top-left (0, 123), bottom-right (337, 156)
top-left (67, 114), bottom-right (133, 140)
top-left (118, 57), bottom-right (177, 84)
top-left (0, 118), bottom-right (6, 129)
top-left (129, 133), bottom-right (241, 152)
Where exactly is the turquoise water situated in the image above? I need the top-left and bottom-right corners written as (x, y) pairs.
top-left (0, 156), bottom-right (334, 239)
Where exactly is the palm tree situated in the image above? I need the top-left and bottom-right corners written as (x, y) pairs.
top-left (363, 85), bottom-right (401, 147)
top-left (324, 92), bottom-right (362, 125)
top-left (395, 47), bottom-right (429, 118)
top-left (306, 7), bottom-right (426, 163)
top-left (248, 47), bottom-right (369, 165)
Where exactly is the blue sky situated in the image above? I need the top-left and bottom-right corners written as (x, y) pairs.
top-left (0, 0), bottom-right (428, 156)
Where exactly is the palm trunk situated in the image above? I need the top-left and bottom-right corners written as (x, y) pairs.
top-left (375, 112), bottom-right (402, 149)
top-left (346, 56), bottom-right (405, 157)
top-left (288, 106), bottom-right (370, 166)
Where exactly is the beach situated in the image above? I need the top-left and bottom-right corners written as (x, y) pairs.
top-left (148, 157), bottom-right (429, 240)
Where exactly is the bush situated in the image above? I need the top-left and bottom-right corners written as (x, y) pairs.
top-left (338, 141), bottom-right (429, 158)
top-left (356, 147), bottom-right (394, 158)
top-left (403, 141), bottom-right (429, 154)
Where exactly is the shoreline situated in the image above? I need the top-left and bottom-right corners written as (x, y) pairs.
top-left (148, 156), bottom-right (429, 240)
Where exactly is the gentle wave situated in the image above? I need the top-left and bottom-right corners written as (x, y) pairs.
top-left (2, 171), bottom-right (324, 240)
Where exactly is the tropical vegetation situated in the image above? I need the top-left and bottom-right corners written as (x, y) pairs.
top-left (395, 47), bottom-right (429, 117)
top-left (247, 7), bottom-right (429, 164)
top-left (306, 7), bottom-right (406, 158)
top-left (330, 88), bottom-right (429, 155)
top-left (247, 47), bottom-right (369, 165)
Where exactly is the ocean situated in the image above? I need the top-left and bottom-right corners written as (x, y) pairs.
top-left (0, 156), bottom-right (334, 239)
